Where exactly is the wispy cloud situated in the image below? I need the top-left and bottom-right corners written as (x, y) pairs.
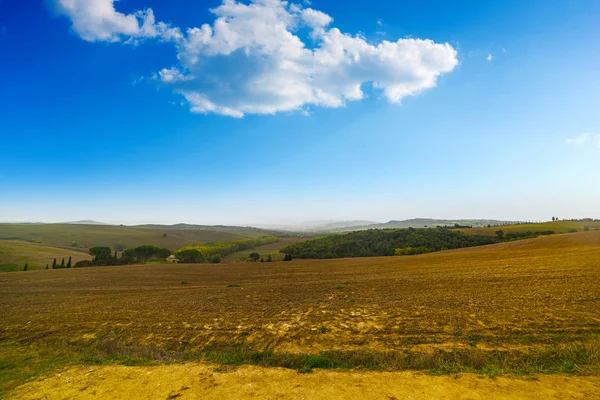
top-left (51, 0), bottom-right (459, 117)
top-left (486, 53), bottom-right (493, 62)
top-left (566, 133), bottom-right (600, 148)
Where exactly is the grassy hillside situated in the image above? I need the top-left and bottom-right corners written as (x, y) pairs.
top-left (1, 230), bottom-right (599, 395)
top-left (0, 240), bottom-right (92, 272)
top-left (0, 223), bottom-right (276, 251)
top-left (460, 220), bottom-right (600, 236)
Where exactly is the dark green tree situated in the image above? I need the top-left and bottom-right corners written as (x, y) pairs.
top-left (260, 258), bottom-right (265, 262)
top-left (211, 254), bottom-right (222, 264)
top-left (46, 264), bottom-right (49, 270)
top-left (67, 256), bottom-right (72, 269)
top-left (61, 258), bottom-right (65, 267)
top-left (89, 246), bottom-right (112, 261)
top-left (267, 255), bottom-right (273, 262)
top-left (176, 249), bottom-right (204, 263)
top-left (23, 263), bottom-right (28, 271)
top-left (52, 258), bottom-right (57, 269)
top-left (248, 252), bottom-right (261, 262)
top-left (495, 230), bottom-right (505, 239)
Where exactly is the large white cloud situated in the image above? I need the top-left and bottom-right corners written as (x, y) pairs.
top-left (53, 0), bottom-right (458, 117)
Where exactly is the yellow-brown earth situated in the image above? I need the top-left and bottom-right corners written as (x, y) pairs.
top-left (10, 364), bottom-right (600, 400)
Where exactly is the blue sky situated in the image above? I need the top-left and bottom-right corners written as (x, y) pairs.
top-left (1, 0), bottom-right (599, 225)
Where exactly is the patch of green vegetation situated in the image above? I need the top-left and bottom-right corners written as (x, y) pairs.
top-left (0, 264), bottom-right (19, 272)
top-left (226, 283), bottom-right (241, 288)
top-left (280, 227), bottom-right (497, 259)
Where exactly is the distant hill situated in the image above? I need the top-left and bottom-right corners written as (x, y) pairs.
top-left (338, 218), bottom-right (523, 231)
top-left (254, 220), bottom-right (378, 232)
top-left (65, 220), bottom-right (110, 225)
top-left (282, 218), bottom-right (524, 233)
top-left (0, 223), bottom-right (286, 251)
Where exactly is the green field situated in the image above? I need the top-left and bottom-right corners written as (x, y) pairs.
top-left (0, 240), bottom-right (92, 272)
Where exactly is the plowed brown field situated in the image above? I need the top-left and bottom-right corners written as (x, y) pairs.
top-left (2, 231), bottom-right (600, 397)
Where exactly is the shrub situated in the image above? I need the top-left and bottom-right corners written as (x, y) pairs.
top-left (74, 260), bottom-right (93, 268)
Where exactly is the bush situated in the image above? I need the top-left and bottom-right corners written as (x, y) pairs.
top-left (74, 260), bottom-right (93, 268)
top-left (211, 254), bottom-right (222, 264)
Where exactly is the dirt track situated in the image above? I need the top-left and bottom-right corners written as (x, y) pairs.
top-left (11, 364), bottom-right (600, 400)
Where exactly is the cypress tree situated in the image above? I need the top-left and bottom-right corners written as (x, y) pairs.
top-left (67, 256), bottom-right (72, 269)
top-left (267, 255), bottom-right (273, 262)
top-left (46, 264), bottom-right (49, 270)
top-left (23, 263), bottom-right (28, 271)
top-left (52, 258), bottom-right (57, 269)
top-left (61, 258), bottom-right (65, 267)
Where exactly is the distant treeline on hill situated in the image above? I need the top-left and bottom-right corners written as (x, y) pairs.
top-left (71, 236), bottom-right (280, 267)
top-left (75, 245), bottom-right (173, 267)
top-left (279, 228), bottom-right (498, 259)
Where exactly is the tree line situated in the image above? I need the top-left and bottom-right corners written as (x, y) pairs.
top-left (74, 245), bottom-right (173, 267)
top-left (279, 227), bottom-right (498, 259)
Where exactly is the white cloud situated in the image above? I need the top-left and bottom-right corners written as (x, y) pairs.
top-left (155, 67), bottom-right (192, 83)
top-left (486, 53), bottom-right (493, 61)
top-left (52, 0), bottom-right (181, 43)
top-left (567, 133), bottom-right (600, 148)
top-left (52, 0), bottom-right (459, 117)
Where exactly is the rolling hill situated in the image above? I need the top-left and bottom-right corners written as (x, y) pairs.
top-left (0, 223), bottom-right (285, 252)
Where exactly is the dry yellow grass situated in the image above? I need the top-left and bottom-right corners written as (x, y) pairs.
top-left (10, 364), bottom-right (600, 400)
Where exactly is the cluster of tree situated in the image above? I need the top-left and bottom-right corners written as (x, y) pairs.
top-left (51, 257), bottom-right (72, 269)
top-left (175, 236), bottom-right (279, 264)
top-left (176, 249), bottom-right (222, 264)
top-left (495, 230), bottom-right (555, 240)
top-left (246, 252), bottom-right (291, 262)
top-left (452, 223), bottom-right (472, 229)
top-left (74, 245), bottom-right (172, 267)
top-left (280, 228), bottom-right (498, 259)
